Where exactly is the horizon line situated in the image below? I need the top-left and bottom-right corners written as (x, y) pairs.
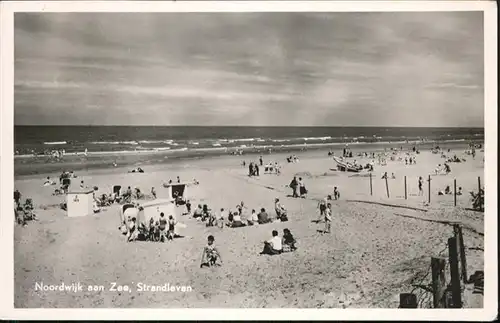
top-left (13, 124), bottom-right (485, 129)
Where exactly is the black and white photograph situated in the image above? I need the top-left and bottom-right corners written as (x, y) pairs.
top-left (0, 1), bottom-right (497, 320)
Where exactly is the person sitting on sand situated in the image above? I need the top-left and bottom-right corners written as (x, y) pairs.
top-left (444, 186), bottom-right (452, 195)
top-left (274, 198), bottom-right (288, 222)
top-left (151, 187), bottom-right (156, 199)
top-left (134, 187), bottom-right (144, 199)
top-left (80, 180), bottom-right (85, 189)
top-left (193, 204), bottom-right (203, 219)
top-left (202, 204), bottom-right (210, 222)
top-left (200, 235), bottom-right (223, 268)
top-left (457, 187), bottom-right (463, 196)
top-left (381, 172), bottom-right (388, 180)
top-left (391, 173), bottom-right (396, 179)
top-left (333, 187), bottom-right (340, 200)
top-left (248, 209), bottom-right (259, 226)
top-left (230, 210), bottom-right (246, 228)
top-left (323, 203), bottom-right (332, 234)
top-left (207, 209), bottom-right (217, 227)
top-left (127, 217), bottom-right (138, 242)
top-left (261, 230), bottom-right (283, 255)
top-left (258, 208), bottom-right (271, 224)
top-left (123, 186), bottom-right (133, 203)
top-left (159, 213), bottom-right (168, 242)
top-left (444, 163), bottom-right (451, 174)
top-left (282, 228), bottom-right (297, 252)
top-left (177, 176), bottom-right (181, 183)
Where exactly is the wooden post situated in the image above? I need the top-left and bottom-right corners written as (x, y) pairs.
top-left (453, 224), bottom-right (468, 284)
top-left (385, 176), bottom-right (390, 198)
top-left (369, 172), bottom-right (373, 196)
top-left (454, 179), bottom-right (457, 207)
top-left (404, 176), bottom-right (407, 200)
top-left (448, 237), bottom-right (463, 308)
top-left (399, 293), bottom-right (418, 308)
top-left (478, 176), bottom-right (481, 192)
top-left (431, 257), bottom-right (447, 308)
top-left (428, 175), bottom-right (431, 204)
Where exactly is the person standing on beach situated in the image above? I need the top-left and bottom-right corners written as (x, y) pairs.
top-left (290, 176), bottom-right (299, 197)
top-left (167, 215), bottom-right (176, 241)
top-left (418, 177), bottom-right (424, 196)
top-left (159, 213), bottom-right (168, 242)
top-left (317, 198), bottom-right (327, 222)
top-left (324, 203), bottom-right (332, 234)
top-left (259, 156), bottom-right (263, 166)
top-left (14, 190), bottom-right (21, 208)
top-left (151, 187), bottom-right (156, 199)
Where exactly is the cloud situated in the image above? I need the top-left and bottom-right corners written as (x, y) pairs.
top-left (14, 12), bottom-right (484, 126)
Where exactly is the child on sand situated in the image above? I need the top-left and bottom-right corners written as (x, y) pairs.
top-left (317, 198), bottom-right (327, 222)
top-left (200, 235), bottom-right (223, 268)
top-left (219, 208), bottom-right (226, 229)
top-left (333, 187), bottom-right (340, 200)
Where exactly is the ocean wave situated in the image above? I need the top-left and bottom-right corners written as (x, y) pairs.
top-left (43, 141), bottom-right (67, 145)
top-left (303, 136), bottom-right (332, 141)
top-left (137, 140), bottom-right (174, 144)
top-left (91, 141), bottom-right (139, 145)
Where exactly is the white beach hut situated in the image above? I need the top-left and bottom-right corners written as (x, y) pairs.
top-left (66, 189), bottom-right (94, 217)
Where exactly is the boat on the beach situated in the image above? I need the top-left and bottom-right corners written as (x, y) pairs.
top-left (332, 156), bottom-right (363, 172)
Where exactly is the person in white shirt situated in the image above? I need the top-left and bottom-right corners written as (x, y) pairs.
top-left (261, 230), bottom-right (282, 255)
top-left (248, 209), bottom-right (259, 226)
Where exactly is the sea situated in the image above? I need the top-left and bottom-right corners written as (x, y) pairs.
top-left (14, 126), bottom-right (484, 157)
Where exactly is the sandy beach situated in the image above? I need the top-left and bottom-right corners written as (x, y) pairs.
top-left (14, 144), bottom-right (484, 308)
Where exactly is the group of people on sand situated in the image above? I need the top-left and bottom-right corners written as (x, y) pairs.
top-left (14, 190), bottom-right (38, 226)
top-left (438, 185), bottom-right (463, 196)
top-left (289, 176), bottom-right (308, 198)
top-left (434, 163), bottom-right (452, 175)
top-left (404, 155), bottom-right (417, 165)
top-left (122, 211), bottom-right (177, 243)
top-left (189, 198), bottom-right (289, 229)
top-left (199, 226), bottom-right (298, 268)
top-left (286, 155), bottom-right (299, 163)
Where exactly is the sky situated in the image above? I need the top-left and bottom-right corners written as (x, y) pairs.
top-left (14, 12), bottom-right (484, 127)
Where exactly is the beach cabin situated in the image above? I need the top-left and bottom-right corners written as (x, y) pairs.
top-left (66, 189), bottom-right (94, 217)
top-left (163, 182), bottom-right (197, 201)
top-left (139, 198), bottom-right (178, 223)
top-left (119, 199), bottom-right (177, 226)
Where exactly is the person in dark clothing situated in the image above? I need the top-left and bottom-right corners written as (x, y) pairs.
top-left (159, 213), bottom-right (168, 242)
top-left (259, 156), bottom-right (263, 166)
top-left (14, 190), bottom-right (21, 207)
top-left (257, 208), bottom-right (272, 224)
top-left (282, 228), bottom-right (297, 252)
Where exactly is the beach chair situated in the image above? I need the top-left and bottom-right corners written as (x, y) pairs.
top-left (113, 185), bottom-right (122, 197)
